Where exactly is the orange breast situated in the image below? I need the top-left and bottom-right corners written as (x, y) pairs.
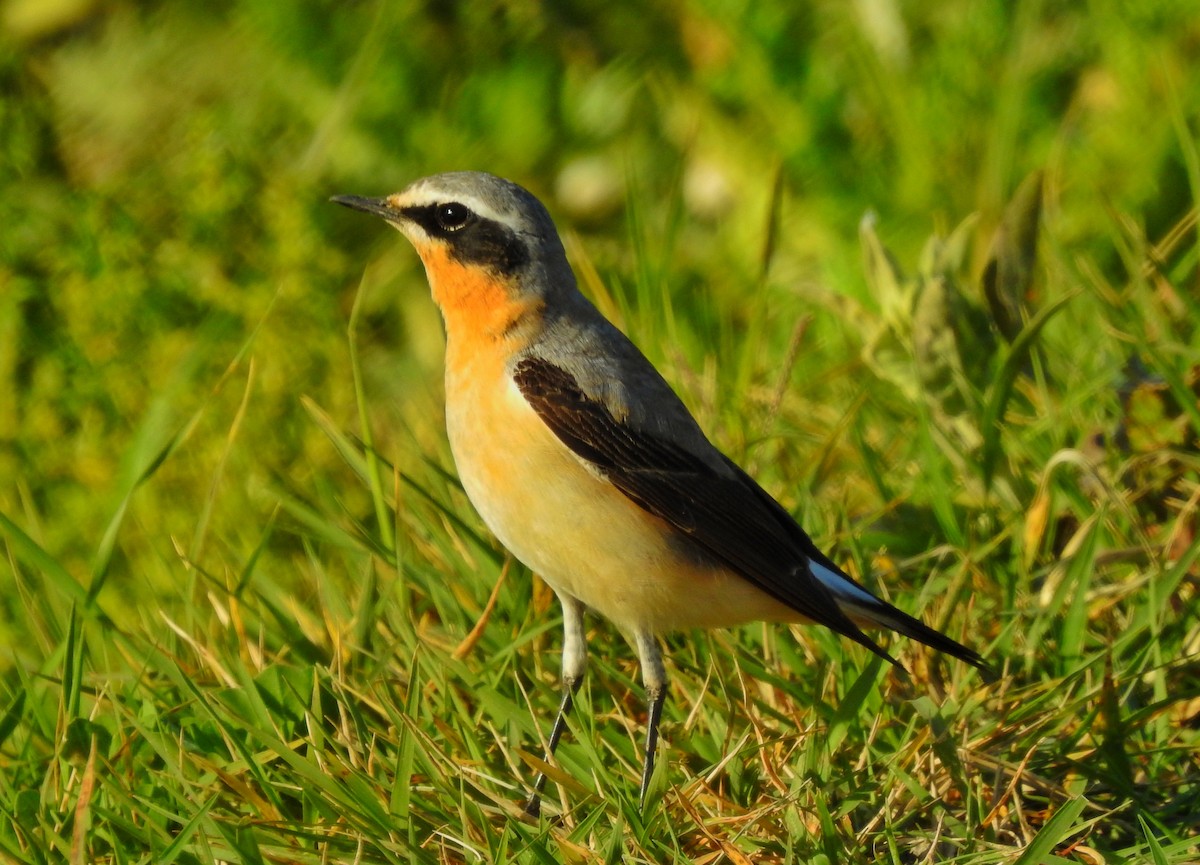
top-left (439, 323), bottom-right (796, 635)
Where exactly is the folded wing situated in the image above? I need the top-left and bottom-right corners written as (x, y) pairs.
top-left (512, 355), bottom-right (986, 671)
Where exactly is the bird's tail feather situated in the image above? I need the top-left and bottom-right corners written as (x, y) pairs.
top-left (810, 561), bottom-right (990, 673)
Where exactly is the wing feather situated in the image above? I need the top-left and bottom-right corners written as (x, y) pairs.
top-left (512, 355), bottom-right (899, 663)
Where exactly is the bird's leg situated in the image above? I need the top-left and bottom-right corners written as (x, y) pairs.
top-left (524, 595), bottom-right (587, 817)
top-left (634, 630), bottom-right (667, 811)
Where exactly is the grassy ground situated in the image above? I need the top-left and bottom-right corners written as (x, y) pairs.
top-left (2, 0), bottom-right (1199, 862)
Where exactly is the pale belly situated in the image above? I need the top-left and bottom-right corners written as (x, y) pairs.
top-left (443, 356), bottom-right (796, 635)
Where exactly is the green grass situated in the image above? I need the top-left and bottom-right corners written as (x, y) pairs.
top-left (2, 1), bottom-right (1199, 862)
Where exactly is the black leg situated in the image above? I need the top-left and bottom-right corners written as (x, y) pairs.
top-left (638, 683), bottom-right (667, 810)
top-left (632, 630), bottom-right (667, 812)
top-left (524, 595), bottom-right (588, 818)
top-left (524, 676), bottom-right (580, 817)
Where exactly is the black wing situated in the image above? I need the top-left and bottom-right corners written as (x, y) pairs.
top-left (512, 356), bottom-right (899, 665)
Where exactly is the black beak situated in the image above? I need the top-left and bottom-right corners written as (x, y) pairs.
top-left (329, 194), bottom-right (402, 220)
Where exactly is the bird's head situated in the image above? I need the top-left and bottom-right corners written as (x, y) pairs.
top-left (333, 172), bottom-right (577, 335)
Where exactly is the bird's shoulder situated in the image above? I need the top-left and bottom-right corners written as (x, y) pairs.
top-left (510, 304), bottom-right (726, 474)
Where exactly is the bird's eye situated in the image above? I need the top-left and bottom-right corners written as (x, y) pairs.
top-left (435, 202), bottom-right (473, 231)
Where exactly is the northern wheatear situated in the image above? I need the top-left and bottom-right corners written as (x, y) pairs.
top-left (332, 172), bottom-right (986, 815)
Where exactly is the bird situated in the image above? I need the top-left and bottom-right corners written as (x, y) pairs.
top-left (331, 171), bottom-right (987, 816)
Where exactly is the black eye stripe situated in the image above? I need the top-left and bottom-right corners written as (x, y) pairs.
top-left (399, 203), bottom-right (530, 276)
top-left (401, 203), bottom-right (474, 237)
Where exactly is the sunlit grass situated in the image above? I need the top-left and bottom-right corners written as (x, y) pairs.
top-left (2, 1), bottom-right (1199, 862)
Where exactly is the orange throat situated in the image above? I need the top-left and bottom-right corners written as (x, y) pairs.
top-left (417, 243), bottom-right (542, 344)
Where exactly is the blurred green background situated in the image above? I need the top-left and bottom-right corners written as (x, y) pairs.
top-left (4, 0), bottom-right (1195, 611)
top-left (2, 0), bottom-right (1199, 862)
